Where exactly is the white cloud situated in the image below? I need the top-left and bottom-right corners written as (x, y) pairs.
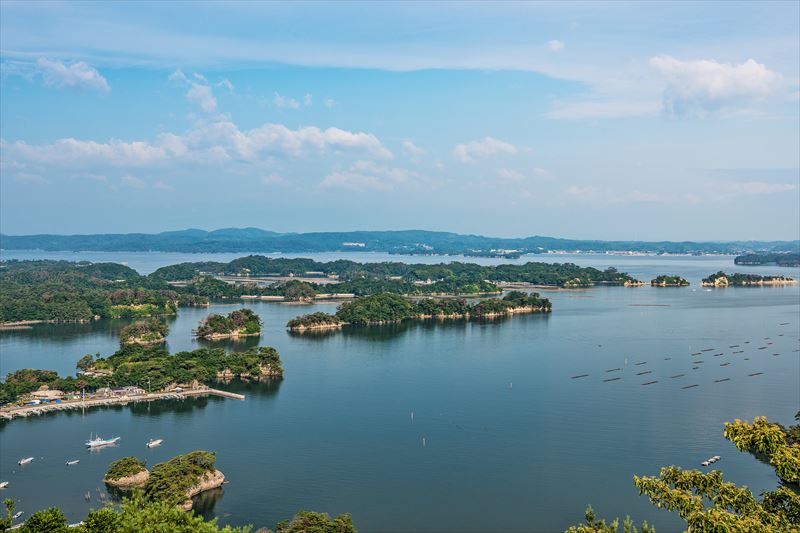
top-left (320, 160), bottom-right (417, 192)
top-left (274, 92), bottom-right (300, 109)
top-left (324, 97), bottom-right (336, 108)
top-left (532, 167), bottom-right (554, 180)
top-left (186, 83), bottom-right (217, 113)
top-left (454, 137), bottom-right (517, 163)
top-left (547, 40), bottom-right (565, 52)
top-left (216, 79), bottom-right (234, 92)
top-left (120, 175), bottom-right (145, 188)
top-left (497, 168), bottom-right (525, 181)
top-left (303, 93), bottom-right (313, 107)
top-left (35, 58), bottom-right (110, 92)
top-left (546, 99), bottom-right (660, 120)
top-left (262, 174), bottom-right (290, 186)
top-left (725, 181), bottom-right (797, 195)
top-left (1, 119), bottom-right (393, 171)
top-left (169, 69), bottom-right (219, 113)
top-left (153, 180), bottom-right (173, 191)
top-left (649, 55), bottom-right (782, 116)
top-left (402, 140), bottom-right (425, 158)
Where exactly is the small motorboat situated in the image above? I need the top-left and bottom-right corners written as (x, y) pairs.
top-left (0, 482), bottom-right (9, 489)
top-left (146, 439), bottom-right (163, 448)
top-left (85, 434), bottom-right (120, 448)
top-left (66, 460), bottom-right (80, 466)
top-left (18, 457), bottom-right (34, 465)
top-left (12, 511), bottom-right (23, 519)
top-left (701, 460), bottom-right (710, 467)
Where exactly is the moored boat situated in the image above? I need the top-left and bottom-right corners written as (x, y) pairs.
top-left (18, 457), bottom-right (34, 465)
top-left (85, 434), bottom-right (121, 448)
top-left (0, 481), bottom-right (9, 489)
top-left (66, 459), bottom-right (80, 466)
top-left (146, 438), bottom-right (163, 448)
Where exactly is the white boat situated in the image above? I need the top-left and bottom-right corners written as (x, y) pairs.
top-left (85, 434), bottom-right (120, 448)
top-left (0, 482), bottom-right (8, 489)
top-left (18, 457), bottom-right (34, 465)
top-left (12, 511), bottom-right (23, 519)
top-left (146, 439), bottom-right (163, 448)
top-left (66, 460), bottom-right (80, 466)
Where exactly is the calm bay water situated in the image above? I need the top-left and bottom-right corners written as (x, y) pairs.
top-left (1, 252), bottom-right (798, 532)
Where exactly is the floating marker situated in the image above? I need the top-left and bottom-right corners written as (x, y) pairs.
top-left (758, 347), bottom-right (767, 350)
top-left (779, 322), bottom-right (789, 325)
top-left (748, 372), bottom-right (764, 377)
top-left (570, 374), bottom-right (590, 379)
top-left (605, 368), bottom-right (622, 373)
top-left (670, 373), bottom-right (685, 378)
top-left (744, 358), bottom-right (750, 360)
top-left (635, 361), bottom-right (647, 366)
top-left (713, 353), bottom-right (722, 357)
top-left (691, 352), bottom-right (702, 356)
top-left (693, 360), bottom-right (704, 364)
top-left (773, 354), bottom-right (780, 357)
top-left (641, 380), bottom-right (658, 386)
top-left (729, 345), bottom-right (740, 348)
top-left (714, 378), bottom-right (731, 383)
top-left (701, 348), bottom-right (714, 352)
top-left (692, 366), bottom-right (699, 370)
top-left (720, 362), bottom-right (730, 366)
top-left (682, 384), bottom-right (699, 389)
top-left (636, 370), bottom-right (652, 376)
top-left (664, 357), bottom-right (671, 360)
top-left (733, 351), bottom-right (744, 354)
top-left (422, 437), bottom-right (426, 447)
top-left (603, 377), bottom-right (622, 382)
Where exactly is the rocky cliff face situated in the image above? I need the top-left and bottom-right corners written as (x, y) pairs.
top-left (103, 469), bottom-right (149, 488)
top-left (180, 469), bottom-right (226, 510)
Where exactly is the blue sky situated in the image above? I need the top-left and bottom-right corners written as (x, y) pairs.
top-left (1, 1), bottom-right (798, 240)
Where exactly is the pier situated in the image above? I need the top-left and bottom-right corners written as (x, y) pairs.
top-left (0, 387), bottom-right (244, 422)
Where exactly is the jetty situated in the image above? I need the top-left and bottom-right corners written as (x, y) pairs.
top-left (0, 387), bottom-right (245, 422)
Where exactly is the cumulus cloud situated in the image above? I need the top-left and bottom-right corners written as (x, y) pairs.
top-left (725, 181), bottom-right (797, 195)
top-left (274, 92), bottom-right (300, 109)
top-left (14, 172), bottom-right (50, 185)
top-left (1, 119), bottom-right (393, 172)
top-left (216, 79), bottom-right (234, 92)
top-left (303, 93), bottom-right (313, 107)
top-left (324, 97), bottom-right (336, 108)
top-left (547, 40), bottom-right (565, 52)
top-left (649, 55), bottom-right (782, 116)
top-left (320, 160), bottom-right (417, 192)
top-left (169, 69), bottom-right (218, 113)
top-left (453, 137), bottom-right (517, 163)
top-left (153, 180), bottom-right (173, 191)
top-left (402, 140), bottom-right (425, 158)
top-left (497, 168), bottom-right (525, 181)
top-left (36, 58), bottom-right (110, 92)
top-left (546, 99), bottom-right (661, 120)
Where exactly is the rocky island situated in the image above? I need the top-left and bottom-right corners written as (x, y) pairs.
top-left (120, 319), bottom-right (169, 345)
top-left (701, 271), bottom-right (797, 287)
top-left (195, 308), bottom-right (262, 339)
top-left (104, 457), bottom-right (149, 488)
top-left (288, 291), bottom-right (551, 332)
top-left (651, 275), bottom-right (690, 287)
top-left (104, 451), bottom-right (225, 511)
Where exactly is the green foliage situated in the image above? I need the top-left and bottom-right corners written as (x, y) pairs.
top-left (724, 416), bottom-right (800, 484)
top-left (120, 319), bottom-right (169, 344)
top-left (565, 505), bottom-right (654, 533)
top-left (286, 312), bottom-right (342, 329)
top-left (633, 466), bottom-right (800, 531)
top-left (196, 309), bottom-right (261, 337)
top-left (19, 507), bottom-right (68, 533)
top-left (292, 291), bottom-right (551, 328)
top-left (143, 451), bottom-right (216, 506)
top-left (1, 345), bottom-right (283, 403)
top-left (78, 492), bottom-right (250, 533)
top-left (735, 252), bottom-right (800, 267)
top-left (702, 271), bottom-right (794, 286)
top-left (105, 457), bottom-right (147, 481)
top-left (274, 510), bottom-right (357, 533)
top-left (0, 499), bottom-right (14, 531)
top-left (650, 275), bottom-right (689, 286)
top-left (0, 260), bottom-right (206, 322)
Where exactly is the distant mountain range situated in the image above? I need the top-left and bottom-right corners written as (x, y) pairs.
top-left (1, 228), bottom-right (798, 255)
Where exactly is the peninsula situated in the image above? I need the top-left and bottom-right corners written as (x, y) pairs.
top-left (734, 252), bottom-right (800, 267)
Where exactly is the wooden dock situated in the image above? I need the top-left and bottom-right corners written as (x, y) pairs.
top-left (0, 387), bottom-right (244, 421)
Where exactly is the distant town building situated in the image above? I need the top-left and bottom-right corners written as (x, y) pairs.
top-left (342, 242), bottom-right (366, 247)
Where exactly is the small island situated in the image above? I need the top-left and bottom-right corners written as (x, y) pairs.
top-left (701, 271), bottom-right (797, 287)
top-left (651, 275), bottom-right (689, 287)
top-left (104, 451), bottom-right (225, 511)
top-left (288, 291), bottom-right (551, 331)
top-left (104, 457), bottom-right (149, 488)
top-left (120, 319), bottom-right (169, 345)
top-left (195, 308), bottom-right (262, 339)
